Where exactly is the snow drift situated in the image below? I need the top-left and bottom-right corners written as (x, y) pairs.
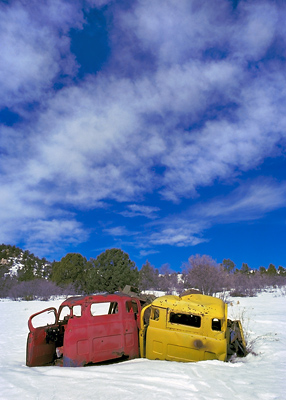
top-left (0, 289), bottom-right (285, 400)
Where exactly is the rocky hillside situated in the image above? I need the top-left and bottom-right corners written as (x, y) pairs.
top-left (0, 244), bottom-right (51, 281)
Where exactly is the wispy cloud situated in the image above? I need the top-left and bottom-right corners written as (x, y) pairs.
top-left (0, 0), bottom-right (84, 110)
top-left (1, 0), bottom-right (286, 258)
top-left (22, 219), bottom-right (89, 258)
top-left (194, 179), bottom-right (286, 223)
top-left (148, 227), bottom-right (207, 248)
top-left (139, 249), bottom-right (159, 258)
top-left (103, 226), bottom-right (132, 237)
top-left (120, 204), bottom-right (160, 219)
top-left (101, 178), bottom-right (286, 253)
top-left (139, 179), bottom-right (286, 249)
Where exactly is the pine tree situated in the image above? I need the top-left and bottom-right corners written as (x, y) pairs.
top-left (139, 261), bottom-right (159, 291)
top-left (51, 253), bottom-right (90, 293)
top-left (88, 249), bottom-right (139, 293)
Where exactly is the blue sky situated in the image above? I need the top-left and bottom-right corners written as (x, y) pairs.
top-left (1, 0), bottom-right (286, 272)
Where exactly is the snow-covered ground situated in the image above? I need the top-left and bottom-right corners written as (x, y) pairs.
top-left (0, 289), bottom-right (285, 400)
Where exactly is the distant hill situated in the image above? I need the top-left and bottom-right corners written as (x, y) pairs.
top-left (0, 244), bottom-right (52, 281)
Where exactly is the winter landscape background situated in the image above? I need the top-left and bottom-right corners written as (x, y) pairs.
top-left (1, 0), bottom-right (286, 270)
top-left (1, 1), bottom-right (286, 397)
top-left (0, 289), bottom-right (285, 400)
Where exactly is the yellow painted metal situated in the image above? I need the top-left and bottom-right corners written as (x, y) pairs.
top-left (237, 320), bottom-right (246, 349)
top-left (140, 294), bottom-right (228, 362)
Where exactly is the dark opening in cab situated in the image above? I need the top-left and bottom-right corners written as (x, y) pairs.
top-left (26, 293), bottom-right (141, 367)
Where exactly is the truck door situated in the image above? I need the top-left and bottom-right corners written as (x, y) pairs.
top-left (62, 300), bottom-right (124, 366)
top-left (123, 299), bottom-right (141, 359)
top-left (89, 301), bottom-right (124, 363)
top-left (139, 304), bottom-right (152, 358)
top-left (26, 307), bottom-right (58, 367)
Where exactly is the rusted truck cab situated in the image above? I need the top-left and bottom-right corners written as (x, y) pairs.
top-left (139, 293), bottom-right (246, 362)
top-left (26, 293), bottom-right (141, 367)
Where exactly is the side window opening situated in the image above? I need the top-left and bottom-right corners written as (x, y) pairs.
top-left (169, 312), bottom-right (201, 328)
top-left (72, 305), bottom-right (81, 317)
top-left (30, 309), bottom-right (57, 329)
top-left (59, 305), bottom-right (81, 321)
top-left (212, 318), bottom-right (222, 331)
top-left (143, 308), bottom-right (150, 325)
top-left (126, 300), bottom-right (137, 313)
top-left (59, 306), bottom-right (71, 322)
top-left (150, 308), bottom-right (160, 321)
top-left (131, 299), bottom-right (138, 313)
top-left (108, 302), bottom-right (119, 314)
top-left (90, 302), bottom-right (119, 316)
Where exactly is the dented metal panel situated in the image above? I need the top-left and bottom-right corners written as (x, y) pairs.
top-left (26, 294), bottom-right (141, 367)
top-left (26, 307), bottom-right (58, 367)
top-left (26, 291), bottom-right (247, 367)
top-left (139, 294), bottom-right (244, 363)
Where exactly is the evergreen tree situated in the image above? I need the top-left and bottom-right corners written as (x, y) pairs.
top-left (259, 266), bottom-right (267, 274)
top-left (51, 253), bottom-right (90, 293)
top-left (88, 249), bottom-right (139, 293)
top-left (278, 266), bottom-right (286, 276)
top-left (241, 263), bottom-right (250, 274)
top-left (222, 258), bottom-right (236, 274)
top-left (267, 263), bottom-right (277, 275)
top-left (0, 244), bottom-right (52, 281)
top-left (139, 260), bottom-right (159, 291)
top-left (17, 261), bottom-right (35, 281)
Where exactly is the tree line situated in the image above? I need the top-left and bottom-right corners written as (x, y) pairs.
top-left (140, 255), bottom-right (286, 297)
top-left (0, 244), bottom-right (285, 300)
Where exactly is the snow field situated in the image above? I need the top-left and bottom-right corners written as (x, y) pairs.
top-left (0, 290), bottom-right (285, 400)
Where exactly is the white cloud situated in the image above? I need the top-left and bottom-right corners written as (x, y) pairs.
top-left (117, 0), bottom-right (230, 65)
top-left (121, 204), bottom-right (160, 219)
top-left (22, 218), bottom-right (89, 258)
top-left (0, 198), bottom-right (87, 258)
top-left (194, 179), bottom-right (286, 223)
top-left (148, 228), bottom-right (207, 247)
top-left (0, 0), bottom-right (83, 109)
top-left (231, 1), bottom-right (278, 61)
top-left (117, 0), bottom-right (285, 68)
top-left (103, 226), bottom-right (132, 237)
top-left (139, 249), bottom-right (159, 258)
top-left (1, 0), bottom-right (286, 257)
top-left (136, 179), bottom-right (286, 251)
top-left (17, 55), bottom-right (286, 207)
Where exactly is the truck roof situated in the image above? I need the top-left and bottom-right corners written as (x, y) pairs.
top-left (59, 293), bottom-right (136, 307)
top-left (150, 294), bottom-right (226, 318)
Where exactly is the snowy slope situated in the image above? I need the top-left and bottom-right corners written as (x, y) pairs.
top-left (0, 290), bottom-right (285, 400)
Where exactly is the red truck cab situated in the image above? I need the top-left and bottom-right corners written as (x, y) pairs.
top-left (26, 293), bottom-right (141, 367)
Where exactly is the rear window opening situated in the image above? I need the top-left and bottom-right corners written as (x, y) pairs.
top-left (212, 318), bottom-right (222, 331)
top-left (169, 312), bottom-right (201, 328)
top-left (126, 300), bottom-right (138, 314)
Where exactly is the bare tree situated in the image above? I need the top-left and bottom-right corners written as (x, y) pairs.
top-left (184, 255), bottom-right (226, 296)
top-left (156, 264), bottom-right (184, 294)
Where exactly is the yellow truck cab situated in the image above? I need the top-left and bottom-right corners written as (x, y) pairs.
top-left (139, 293), bottom-right (245, 362)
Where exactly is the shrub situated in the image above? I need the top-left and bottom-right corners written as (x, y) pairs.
top-left (7, 279), bottom-right (75, 301)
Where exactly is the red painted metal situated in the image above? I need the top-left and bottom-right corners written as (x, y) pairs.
top-left (26, 294), bottom-right (141, 367)
top-left (26, 307), bottom-right (58, 367)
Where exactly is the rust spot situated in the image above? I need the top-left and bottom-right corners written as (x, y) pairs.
top-left (193, 339), bottom-right (203, 349)
top-left (112, 351), bottom-right (124, 357)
